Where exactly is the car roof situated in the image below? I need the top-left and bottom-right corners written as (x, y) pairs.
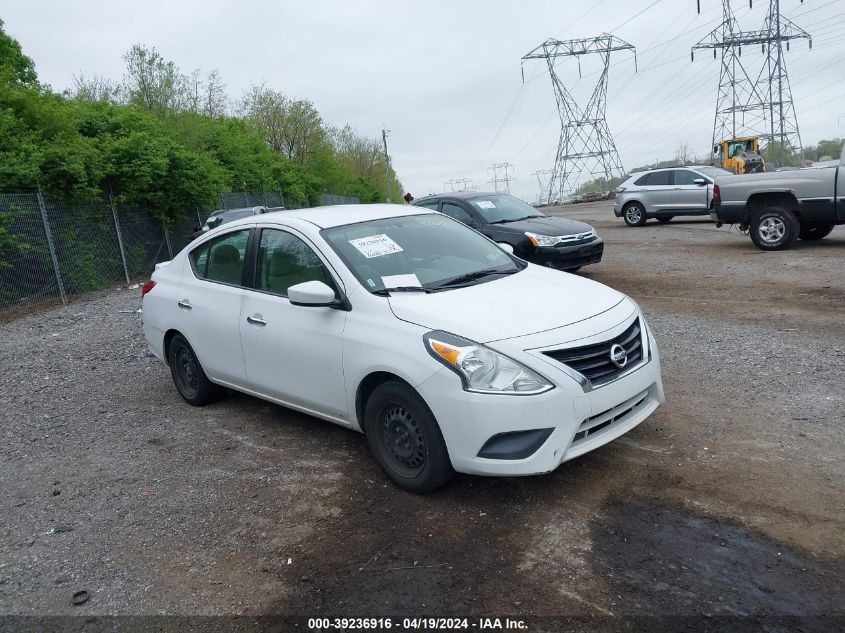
top-left (223, 203), bottom-right (430, 230)
top-left (629, 165), bottom-right (713, 177)
top-left (415, 191), bottom-right (500, 202)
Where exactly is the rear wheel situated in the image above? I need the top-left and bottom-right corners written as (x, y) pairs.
top-left (798, 222), bottom-right (835, 241)
top-left (657, 216), bottom-right (674, 223)
top-left (364, 381), bottom-right (454, 493)
top-left (168, 334), bottom-right (223, 406)
top-left (749, 206), bottom-right (798, 251)
top-left (623, 203), bottom-right (647, 227)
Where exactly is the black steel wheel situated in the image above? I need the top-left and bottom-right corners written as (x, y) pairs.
top-left (364, 381), bottom-right (454, 493)
top-left (168, 334), bottom-right (223, 406)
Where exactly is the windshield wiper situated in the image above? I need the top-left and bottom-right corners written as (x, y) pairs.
top-left (373, 286), bottom-right (433, 295)
top-left (433, 269), bottom-right (516, 289)
top-left (489, 215), bottom-right (539, 224)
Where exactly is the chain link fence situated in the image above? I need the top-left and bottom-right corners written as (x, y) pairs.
top-left (1, 190), bottom-right (361, 317)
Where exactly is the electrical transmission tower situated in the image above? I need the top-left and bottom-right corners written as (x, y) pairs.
top-left (522, 35), bottom-right (636, 204)
top-left (531, 170), bottom-right (554, 204)
top-left (444, 178), bottom-right (475, 192)
top-left (692, 0), bottom-right (811, 161)
top-left (488, 163), bottom-right (515, 194)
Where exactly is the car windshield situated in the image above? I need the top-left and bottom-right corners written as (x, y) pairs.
top-left (694, 166), bottom-right (733, 179)
top-left (322, 214), bottom-right (522, 293)
top-left (466, 194), bottom-right (544, 224)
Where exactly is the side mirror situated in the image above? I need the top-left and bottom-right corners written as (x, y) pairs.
top-left (693, 178), bottom-right (707, 185)
top-left (497, 242), bottom-right (515, 254)
top-left (288, 280), bottom-right (342, 308)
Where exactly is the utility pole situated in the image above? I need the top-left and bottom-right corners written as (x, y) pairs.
top-left (522, 35), bottom-right (635, 204)
top-left (692, 1), bottom-right (811, 164)
top-left (487, 162), bottom-right (515, 194)
top-left (381, 128), bottom-right (392, 202)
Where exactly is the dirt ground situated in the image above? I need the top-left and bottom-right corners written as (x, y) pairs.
top-left (1, 202), bottom-right (843, 629)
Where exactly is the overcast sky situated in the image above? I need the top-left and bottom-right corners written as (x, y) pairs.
top-left (3, 0), bottom-right (844, 201)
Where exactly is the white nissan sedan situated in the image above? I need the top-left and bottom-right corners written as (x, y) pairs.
top-left (142, 204), bottom-right (664, 492)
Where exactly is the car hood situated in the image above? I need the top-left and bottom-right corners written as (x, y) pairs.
top-left (387, 265), bottom-right (626, 343)
top-left (492, 216), bottom-right (594, 236)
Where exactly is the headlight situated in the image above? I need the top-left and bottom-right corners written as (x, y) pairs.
top-left (424, 331), bottom-right (553, 395)
top-left (525, 232), bottom-right (560, 247)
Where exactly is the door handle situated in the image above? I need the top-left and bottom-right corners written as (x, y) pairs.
top-left (177, 300), bottom-right (192, 310)
top-left (246, 314), bottom-right (266, 326)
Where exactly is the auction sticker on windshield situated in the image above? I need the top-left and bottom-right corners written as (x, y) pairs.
top-left (476, 201), bottom-right (496, 209)
top-left (349, 234), bottom-right (403, 259)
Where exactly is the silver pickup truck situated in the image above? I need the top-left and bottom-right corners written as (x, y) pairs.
top-left (712, 145), bottom-right (844, 250)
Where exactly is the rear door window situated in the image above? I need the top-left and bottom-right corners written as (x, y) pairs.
top-left (190, 229), bottom-right (250, 286)
top-left (645, 171), bottom-right (672, 186)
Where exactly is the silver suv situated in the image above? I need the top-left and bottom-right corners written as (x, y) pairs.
top-left (613, 166), bottom-right (732, 226)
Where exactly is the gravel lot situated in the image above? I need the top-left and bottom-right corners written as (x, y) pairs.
top-left (2, 203), bottom-right (844, 626)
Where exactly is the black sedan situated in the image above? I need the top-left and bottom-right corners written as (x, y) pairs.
top-left (412, 192), bottom-right (603, 272)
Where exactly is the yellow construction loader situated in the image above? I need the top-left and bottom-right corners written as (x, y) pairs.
top-left (711, 137), bottom-right (765, 174)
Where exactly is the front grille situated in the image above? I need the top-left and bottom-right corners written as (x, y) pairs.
top-left (555, 234), bottom-right (596, 247)
top-left (572, 390), bottom-right (649, 444)
top-left (542, 318), bottom-right (643, 386)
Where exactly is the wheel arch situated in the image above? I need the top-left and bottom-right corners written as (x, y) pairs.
top-left (746, 191), bottom-right (800, 222)
top-left (355, 371), bottom-right (416, 433)
top-left (163, 328), bottom-right (183, 366)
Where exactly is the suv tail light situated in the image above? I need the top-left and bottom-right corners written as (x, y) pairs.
top-left (712, 184), bottom-right (720, 205)
top-left (615, 186), bottom-right (626, 193)
top-left (141, 280), bottom-right (156, 297)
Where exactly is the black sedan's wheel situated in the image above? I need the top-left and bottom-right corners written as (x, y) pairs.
top-left (657, 216), bottom-right (674, 223)
top-left (798, 222), bottom-right (835, 241)
top-left (623, 203), bottom-right (647, 226)
top-left (168, 334), bottom-right (223, 406)
top-left (749, 206), bottom-right (798, 251)
top-left (364, 381), bottom-right (454, 493)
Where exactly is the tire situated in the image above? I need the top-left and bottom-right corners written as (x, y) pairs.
top-left (623, 203), bottom-right (647, 226)
top-left (363, 381), bottom-right (454, 493)
top-left (565, 266), bottom-right (582, 273)
top-left (798, 222), bottom-right (835, 241)
top-left (657, 216), bottom-right (674, 223)
top-left (749, 206), bottom-right (799, 251)
top-left (167, 334), bottom-right (223, 406)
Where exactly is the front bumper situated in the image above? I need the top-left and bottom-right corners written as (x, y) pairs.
top-left (416, 322), bottom-right (664, 476)
top-left (528, 238), bottom-right (604, 270)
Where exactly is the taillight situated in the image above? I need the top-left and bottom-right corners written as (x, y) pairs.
top-left (712, 184), bottom-right (720, 205)
top-left (615, 186), bottom-right (626, 193)
top-left (141, 280), bottom-right (156, 297)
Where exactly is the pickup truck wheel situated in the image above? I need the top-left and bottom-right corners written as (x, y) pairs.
top-left (623, 203), bottom-right (647, 227)
top-left (749, 207), bottom-right (798, 251)
top-left (798, 222), bottom-right (835, 241)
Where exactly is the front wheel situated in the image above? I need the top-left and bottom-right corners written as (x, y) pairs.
top-left (364, 381), bottom-right (454, 493)
top-left (799, 222), bottom-right (835, 241)
top-left (749, 206), bottom-right (798, 251)
top-left (623, 203), bottom-right (647, 226)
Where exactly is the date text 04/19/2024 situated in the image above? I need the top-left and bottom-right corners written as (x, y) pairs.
top-left (307, 617), bottom-right (528, 630)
